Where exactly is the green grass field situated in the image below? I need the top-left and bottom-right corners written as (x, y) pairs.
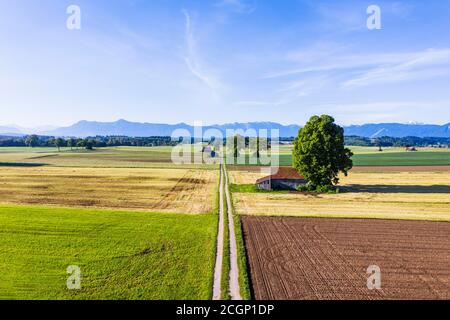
top-left (0, 146), bottom-right (220, 300)
top-left (351, 151), bottom-right (450, 166)
top-left (0, 205), bottom-right (217, 300)
top-left (230, 183), bottom-right (288, 193)
top-left (226, 146), bottom-right (450, 166)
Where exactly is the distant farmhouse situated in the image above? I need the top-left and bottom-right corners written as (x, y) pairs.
top-left (256, 167), bottom-right (307, 191)
top-left (428, 144), bottom-right (449, 148)
top-left (202, 145), bottom-right (216, 157)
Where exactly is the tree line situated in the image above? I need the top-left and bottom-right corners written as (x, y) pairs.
top-left (0, 134), bottom-right (448, 150)
top-left (344, 136), bottom-right (449, 147)
top-left (0, 135), bottom-right (180, 149)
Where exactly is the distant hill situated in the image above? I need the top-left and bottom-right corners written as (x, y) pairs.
top-left (4, 120), bottom-right (450, 138)
top-left (0, 126), bottom-right (23, 136)
top-left (344, 123), bottom-right (450, 138)
top-left (41, 120), bottom-right (193, 137)
top-left (0, 125), bottom-right (57, 136)
top-left (41, 120), bottom-right (302, 138)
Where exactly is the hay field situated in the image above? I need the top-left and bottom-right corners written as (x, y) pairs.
top-left (231, 170), bottom-right (450, 221)
top-left (0, 146), bottom-right (218, 169)
top-left (228, 168), bottom-right (266, 184)
top-left (0, 166), bottom-right (218, 213)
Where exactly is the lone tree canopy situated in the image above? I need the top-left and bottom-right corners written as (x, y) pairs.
top-left (293, 115), bottom-right (353, 191)
top-left (25, 135), bottom-right (39, 148)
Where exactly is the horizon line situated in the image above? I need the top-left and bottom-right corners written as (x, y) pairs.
top-left (2, 119), bottom-right (450, 130)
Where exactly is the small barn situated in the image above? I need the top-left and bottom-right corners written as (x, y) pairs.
top-left (256, 167), bottom-right (307, 191)
top-left (202, 146), bottom-right (216, 157)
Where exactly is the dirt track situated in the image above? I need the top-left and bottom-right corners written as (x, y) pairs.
top-left (242, 217), bottom-right (450, 300)
top-left (224, 165), bottom-right (242, 300)
top-left (212, 165), bottom-right (224, 300)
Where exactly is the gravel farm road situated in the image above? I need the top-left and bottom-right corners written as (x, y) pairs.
top-left (212, 163), bottom-right (242, 300)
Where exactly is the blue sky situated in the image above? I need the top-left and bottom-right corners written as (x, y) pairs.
top-left (1, 0), bottom-right (450, 127)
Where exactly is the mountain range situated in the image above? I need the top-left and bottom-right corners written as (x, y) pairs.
top-left (1, 120), bottom-right (449, 138)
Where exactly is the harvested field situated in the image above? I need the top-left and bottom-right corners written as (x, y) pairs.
top-left (242, 216), bottom-right (450, 300)
top-left (228, 169), bottom-right (266, 185)
top-left (0, 166), bottom-right (218, 213)
top-left (0, 147), bottom-right (217, 169)
top-left (231, 171), bottom-right (450, 221)
top-left (234, 190), bottom-right (450, 221)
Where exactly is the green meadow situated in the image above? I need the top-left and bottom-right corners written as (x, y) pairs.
top-left (227, 146), bottom-right (450, 166)
top-left (0, 205), bottom-right (217, 300)
top-left (0, 146), bottom-right (219, 300)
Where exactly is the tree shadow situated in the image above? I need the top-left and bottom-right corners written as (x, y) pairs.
top-left (342, 184), bottom-right (450, 194)
top-left (0, 162), bottom-right (47, 167)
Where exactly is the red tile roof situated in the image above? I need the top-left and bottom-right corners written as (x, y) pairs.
top-left (256, 167), bottom-right (305, 184)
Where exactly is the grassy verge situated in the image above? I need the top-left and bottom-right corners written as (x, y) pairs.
top-left (226, 170), bottom-right (252, 300)
top-left (220, 180), bottom-right (231, 300)
top-left (232, 207), bottom-right (252, 300)
top-left (209, 169), bottom-right (221, 300)
top-left (0, 204), bottom-right (217, 300)
top-left (230, 183), bottom-right (289, 194)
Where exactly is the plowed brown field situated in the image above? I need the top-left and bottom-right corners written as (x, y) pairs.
top-left (242, 217), bottom-right (450, 300)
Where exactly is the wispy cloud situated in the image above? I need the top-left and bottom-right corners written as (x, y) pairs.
top-left (264, 51), bottom-right (416, 79)
top-left (234, 100), bottom-right (278, 107)
top-left (182, 10), bottom-right (220, 91)
top-left (300, 101), bottom-right (450, 125)
top-left (285, 42), bottom-right (348, 63)
top-left (215, 0), bottom-right (256, 14)
top-left (386, 2), bottom-right (414, 18)
top-left (234, 89), bottom-right (309, 108)
top-left (264, 47), bottom-right (450, 89)
top-left (313, 2), bottom-right (367, 33)
top-left (343, 49), bottom-right (450, 88)
top-left (277, 75), bottom-right (330, 97)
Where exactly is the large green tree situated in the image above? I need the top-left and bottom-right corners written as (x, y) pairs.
top-left (67, 138), bottom-right (77, 150)
top-left (293, 115), bottom-right (353, 191)
top-left (25, 135), bottom-right (39, 148)
top-left (53, 138), bottom-right (66, 152)
top-left (232, 134), bottom-right (243, 158)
